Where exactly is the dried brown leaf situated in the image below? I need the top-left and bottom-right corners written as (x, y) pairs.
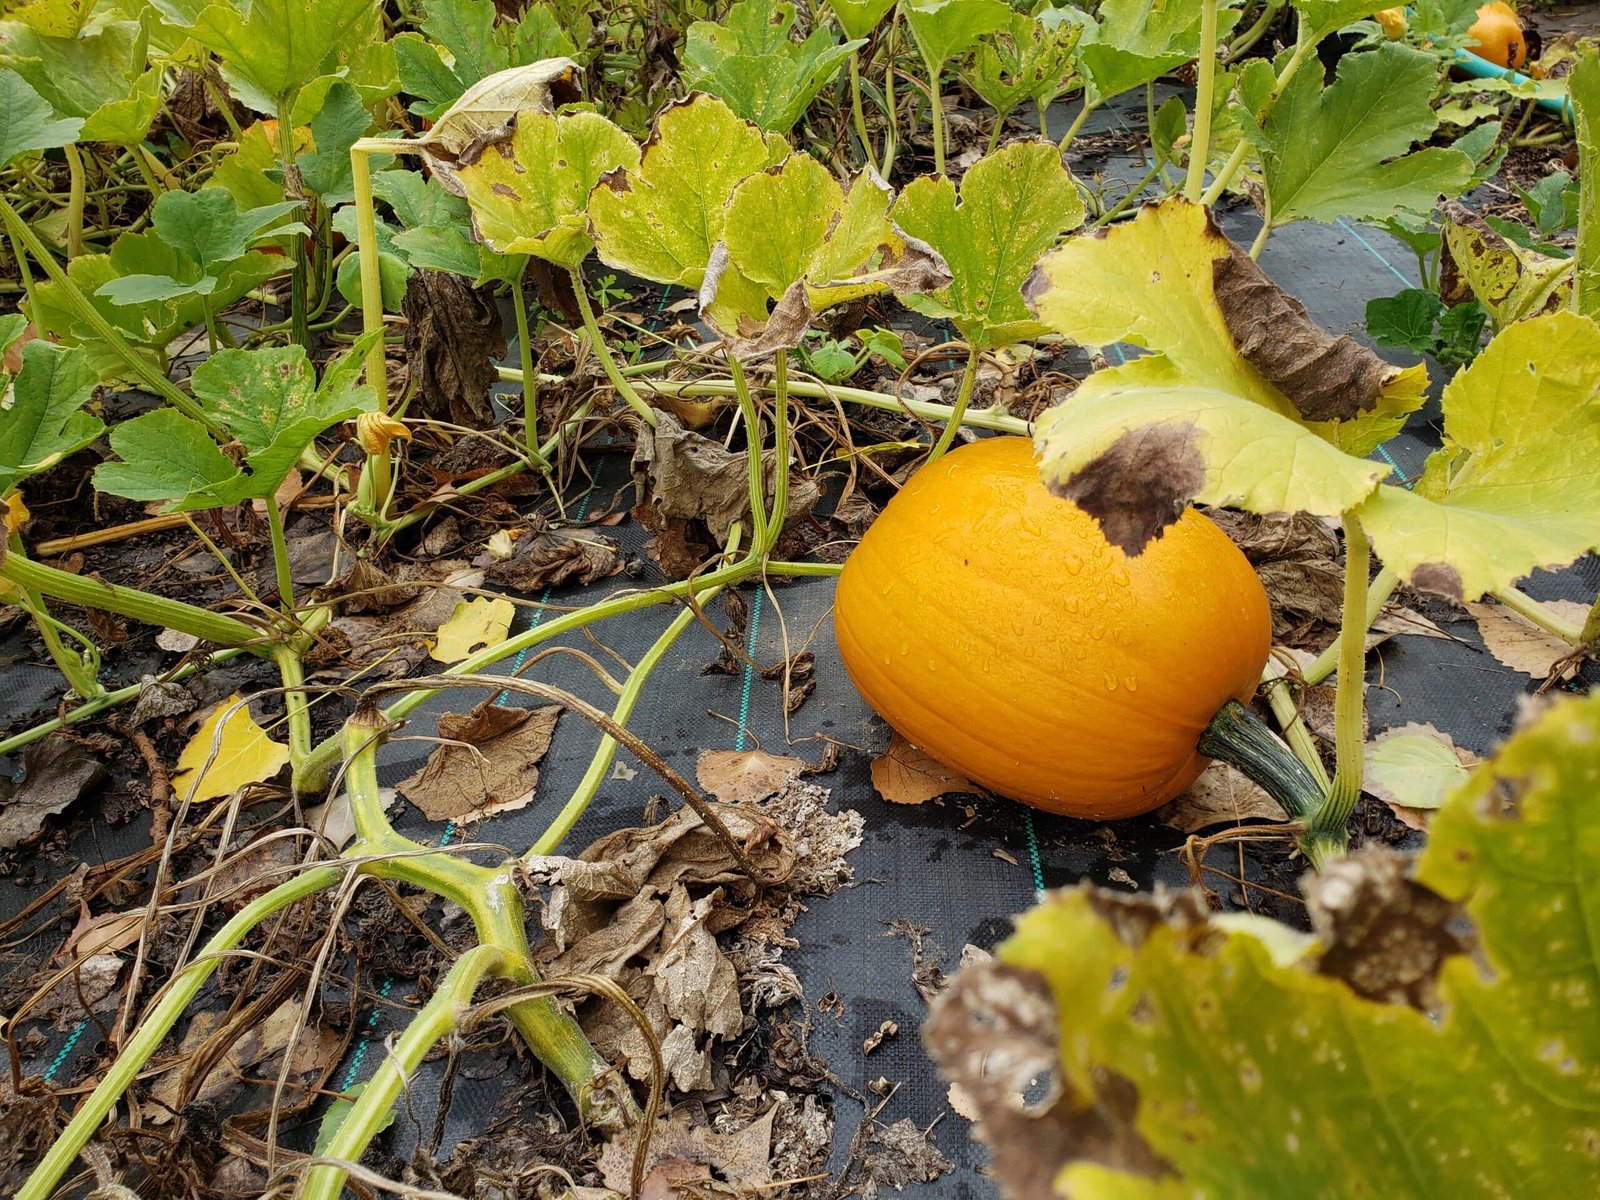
top-left (870, 734), bottom-right (976, 805)
top-left (398, 700), bottom-right (561, 821)
top-left (403, 270), bottom-right (508, 428)
top-left (695, 749), bottom-right (804, 804)
top-left (600, 1107), bottom-right (776, 1196)
top-left (1466, 598), bottom-right (1590, 681)
top-left (484, 518), bottom-right (622, 591)
top-left (1157, 762), bottom-right (1287, 833)
top-left (0, 737), bottom-right (106, 849)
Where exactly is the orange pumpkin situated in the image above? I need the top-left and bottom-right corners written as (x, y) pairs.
top-left (1467, 2), bottom-right (1525, 70)
top-left (833, 437), bottom-right (1271, 819)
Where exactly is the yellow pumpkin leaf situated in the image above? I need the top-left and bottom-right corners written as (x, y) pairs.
top-left (172, 694), bottom-right (290, 803)
top-left (430, 597), bottom-right (515, 664)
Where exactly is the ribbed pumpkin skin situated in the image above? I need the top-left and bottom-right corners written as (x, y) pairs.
top-left (834, 437), bottom-right (1271, 819)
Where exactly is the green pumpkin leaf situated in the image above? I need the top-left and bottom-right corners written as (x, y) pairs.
top-left (682, 0), bottom-right (862, 134)
top-left (0, 69), bottom-right (82, 166)
top-left (1362, 724), bottom-right (1475, 814)
top-left (78, 67), bottom-right (162, 145)
top-left (1252, 43), bottom-right (1474, 229)
top-left (1024, 198), bottom-right (1428, 455)
top-left (1074, 0), bottom-right (1241, 105)
top-left (0, 16), bottom-right (145, 125)
top-left (453, 110), bottom-right (638, 268)
top-left (1571, 46), bottom-right (1600, 321)
top-left (827, 0), bottom-right (894, 40)
top-left (335, 246), bottom-right (411, 310)
top-left (1034, 382), bottom-right (1386, 553)
top-left (931, 686), bottom-right (1600, 1200)
top-left (961, 10), bottom-right (1082, 118)
top-left (1355, 311), bottom-right (1600, 601)
top-left (297, 82), bottom-right (384, 204)
top-left (706, 153), bottom-right (950, 351)
top-left (184, 0), bottom-right (378, 105)
top-left (0, 340), bottom-right (103, 493)
top-left (901, 0), bottom-right (1011, 76)
top-left (589, 94), bottom-right (785, 289)
top-left (94, 409), bottom-right (249, 510)
top-left (393, 0), bottom-right (581, 121)
top-left (3, 0), bottom-right (95, 38)
top-left (1287, 0), bottom-right (1393, 38)
top-left (891, 139), bottom-right (1084, 348)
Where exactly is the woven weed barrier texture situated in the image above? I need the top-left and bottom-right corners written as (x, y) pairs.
top-left (4, 89), bottom-right (1596, 1197)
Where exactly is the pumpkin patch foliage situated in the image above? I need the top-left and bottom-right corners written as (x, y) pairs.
top-left (2, 0), bottom-right (1599, 1196)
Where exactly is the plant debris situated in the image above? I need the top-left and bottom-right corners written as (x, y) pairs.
top-left (398, 699), bottom-right (561, 821)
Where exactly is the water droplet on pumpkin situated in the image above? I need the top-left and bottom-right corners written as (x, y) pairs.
top-left (898, 640), bottom-right (910, 656)
top-left (1064, 595), bottom-right (1080, 614)
top-left (1124, 675), bottom-right (1139, 692)
top-left (1090, 624), bottom-right (1106, 641)
top-left (1064, 553), bottom-right (1083, 575)
top-left (1103, 673), bottom-right (1119, 691)
top-left (1110, 566), bottom-right (1131, 588)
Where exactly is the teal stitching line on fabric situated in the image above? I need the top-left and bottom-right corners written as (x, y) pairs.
top-left (734, 589), bottom-right (764, 752)
top-left (339, 977), bottom-right (395, 1091)
top-left (44, 1020), bottom-right (87, 1082)
top-left (1023, 810), bottom-right (1045, 895)
top-left (1335, 218), bottom-right (1414, 288)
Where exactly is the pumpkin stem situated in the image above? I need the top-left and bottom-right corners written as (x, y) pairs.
top-left (1198, 700), bottom-right (1325, 824)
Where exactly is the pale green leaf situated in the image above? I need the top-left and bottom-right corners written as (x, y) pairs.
top-left (891, 139), bottom-right (1083, 347)
top-left (589, 94), bottom-right (784, 289)
top-left (682, 0), bottom-right (862, 133)
top-left (3, 0), bottom-right (95, 38)
top-left (454, 110), bottom-right (638, 267)
top-left (1572, 46), bottom-right (1600, 321)
top-left (828, 0), bottom-right (894, 40)
top-left (1256, 44), bottom-right (1474, 227)
top-left (902, 0), bottom-right (1010, 72)
top-left (78, 67), bottom-right (163, 145)
top-left (1288, 0), bottom-right (1391, 38)
top-left (0, 16), bottom-right (145, 124)
top-left (0, 69), bottom-right (82, 166)
top-left (297, 82), bottom-right (382, 203)
top-left (1356, 310), bottom-right (1600, 600)
top-left (0, 340), bottom-right (103, 492)
top-left (935, 687), bottom-right (1600, 1200)
top-left (1025, 198), bottom-right (1429, 455)
top-left (962, 10), bottom-right (1082, 117)
top-left (1363, 724), bottom-right (1475, 813)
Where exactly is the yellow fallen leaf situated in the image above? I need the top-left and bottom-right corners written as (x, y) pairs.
top-left (172, 694), bottom-right (290, 802)
top-left (430, 596), bottom-right (515, 663)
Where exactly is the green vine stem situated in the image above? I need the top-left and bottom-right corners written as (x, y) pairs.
top-left (1302, 512), bottom-right (1371, 867)
top-left (8, 562), bottom-right (103, 699)
top-left (769, 350), bottom-right (791, 543)
top-left (301, 945), bottom-right (506, 1200)
top-left (0, 194), bottom-right (225, 436)
top-left (1261, 659), bottom-right (1334, 789)
top-left (529, 576), bottom-right (725, 856)
top-left (1226, 0), bottom-right (1282, 61)
top-left (0, 545), bottom-right (270, 651)
top-left (1185, 0), bottom-right (1220, 202)
top-left (727, 356), bottom-right (769, 551)
top-left (881, 24), bottom-right (900, 178)
top-left (1494, 584), bottom-right (1589, 644)
top-left (349, 140), bottom-right (390, 409)
top-left (340, 709), bottom-right (637, 1131)
top-left (264, 499), bottom-right (295, 615)
top-left (1300, 566), bottom-right (1399, 687)
top-left (62, 143), bottom-right (87, 259)
top-left (1197, 699), bottom-right (1325, 822)
top-left (14, 866), bottom-right (346, 1200)
top-left (1201, 14), bottom-right (1320, 206)
top-left (925, 343), bottom-right (980, 463)
top-left (567, 264), bottom-right (658, 427)
top-left (274, 97), bottom-right (311, 346)
top-left (1058, 96), bottom-right (1097, 151)
top-left (849, 51), bottom-right (876, 163)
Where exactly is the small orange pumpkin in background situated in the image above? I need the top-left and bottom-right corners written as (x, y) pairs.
top-left (833, 436), bottom-right (1271, 820)
top-left (1467, 2), bottom-right (1526, 70)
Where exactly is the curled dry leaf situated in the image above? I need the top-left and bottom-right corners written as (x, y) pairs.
top-left (599, 1106), bottom-right (776, 1196)
top-left (870, 733), bottom-right (977, 805)
top-left (415, 58), bottom-right (584, 180)
top-left (0, 736), bottom-right (107, 849)
top-left (1206, 509), bottom-right (1343, 639)
top-left (398, 700), bottom-right (560, 822)
top-left (1157, 762), bottom-right (1287, 834)
top-left (483, 516), bottom-right (623, 591)
top-left (171, 695), bottom-right (289, 804)
top-left (403, 269), bottom-right (507, 429)
top-left (1465, 597), bottom-right (1591, 682)
top-left (632, 412), bottom-right (823, 577)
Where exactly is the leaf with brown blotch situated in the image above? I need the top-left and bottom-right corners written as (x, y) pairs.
top-left (1363, 722), bottom-right (1479, 829)
top-left (398, 701), bottom-right (561, 821)
top-left (871, 733), bottom-right (977, 805)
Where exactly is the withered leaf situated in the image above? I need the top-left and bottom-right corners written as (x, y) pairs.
top-left (600, 1106), bottom-right (776, 1196)
top-left (0, 736), bottom-right (106, 849)
top-left (695, 749), bottom-right (804, 803)
top-left (870, 734), bottom-right (976, 805)
top-left (1212, 241), bottom-right (1390, 422)
top-left (397, 700), bottom-right (561, 822)
top-left (128, 675), bottom-right (196, 727)
top-left (403, 270), bottom-right (508, 428)
top-left (1157, 762), bottom-right (1287, 833)
top-left (1466, 598), bottom-right (1590, 682)
top-left (484, 518), bottom-right (623, 591)
top-left (632, 412), bottom-right (822, 578)
top-left (863, 1118), bottom-right (955, 1194)
top-left (1207, 509), bottom-right (1343, 638)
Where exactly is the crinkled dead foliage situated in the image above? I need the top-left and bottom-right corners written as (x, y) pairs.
top-left (928, 688), bottom-right (1600, 1200)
